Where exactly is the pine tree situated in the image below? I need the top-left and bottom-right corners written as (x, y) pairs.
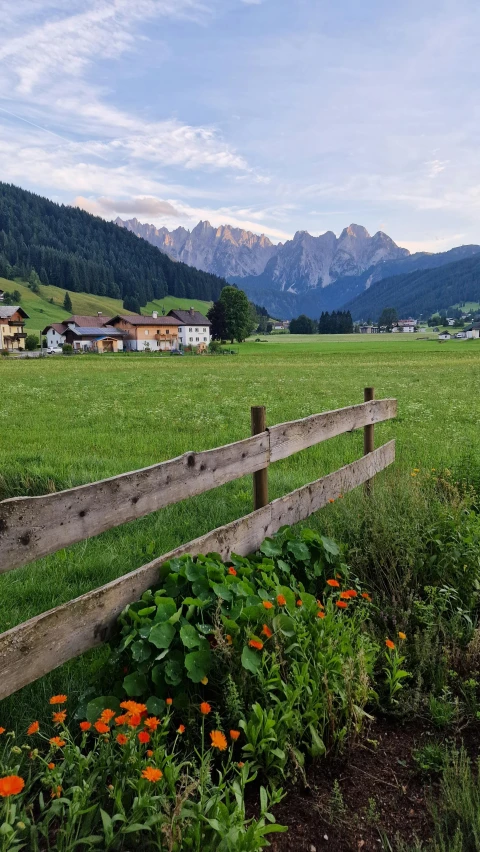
top-left (63, 291), bottom-right (72, 312)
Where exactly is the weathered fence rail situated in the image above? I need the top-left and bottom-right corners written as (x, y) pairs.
top-left (0, 391), bottom-right (397, 699)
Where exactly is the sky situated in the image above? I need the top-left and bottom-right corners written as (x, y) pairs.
top-left (1, 0), bottom-right (479, 252)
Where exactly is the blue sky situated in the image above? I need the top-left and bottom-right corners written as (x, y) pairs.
top-left (1, 0), bottom-right (479, 251)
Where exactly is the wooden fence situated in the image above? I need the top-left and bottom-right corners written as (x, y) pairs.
top-left (0, 389), bottom-right (397, 700)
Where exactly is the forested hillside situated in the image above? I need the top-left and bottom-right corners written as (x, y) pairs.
top-left (345, 254), bottom-right (480, 320)
top-left (0, 183), bottom-right (226, 305)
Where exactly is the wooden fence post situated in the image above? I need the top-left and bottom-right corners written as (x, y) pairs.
top-left (363, 387), bottom-right (375, 494)
top-left (251, 405), bottom-right (269, 509)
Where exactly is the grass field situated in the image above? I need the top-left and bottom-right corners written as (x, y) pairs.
top-left (1, 277), bottom-right (212, 333)
top-left (1, 333), bottom-right (480, 724)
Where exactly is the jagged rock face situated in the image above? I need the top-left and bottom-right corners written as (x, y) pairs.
top-left (115, 218), bottom-right (409, 292)
top-left (264, 225), bottom-right (410, 292)
top-left (115, 218), bottom-right (277, 278)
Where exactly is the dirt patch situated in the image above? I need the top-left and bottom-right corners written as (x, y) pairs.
top-left (268, 717), bottom-right (453, 852)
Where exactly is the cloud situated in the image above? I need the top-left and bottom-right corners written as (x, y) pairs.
top-left (398, 234), bottom-right (466, 253)
top-left (75, 195), bottom-right (182, 217)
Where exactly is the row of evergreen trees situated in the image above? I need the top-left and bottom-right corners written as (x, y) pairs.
top-left (290, 311), bottom-right (353, 334)
top-left (0, 183), bottom-right (227, 306)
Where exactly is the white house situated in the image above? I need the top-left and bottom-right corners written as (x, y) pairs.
top-left (167, 308), bottom-right (211, 350)
top-left (438, 331), bottom-right (452, 340)
top-left (42, 315), bottom-right (112, 350)
top-left (465, 323), bottom-right (480, 339)
top-left (43, 322), bottom-right (67, 349)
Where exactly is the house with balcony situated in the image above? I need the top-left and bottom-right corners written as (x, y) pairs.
top-left (109, 312), bottom-right (181, 351)
top-left (167, 307), bottom-right (211, 351)
top-left (0, 306), bottom-right (29, 351)
top-left (42, 314), bottom-right (115, 350)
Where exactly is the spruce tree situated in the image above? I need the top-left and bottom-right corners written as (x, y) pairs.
top-left (63, 291), bottom-right (72, 312)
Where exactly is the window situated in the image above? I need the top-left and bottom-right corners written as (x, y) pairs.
top-left (196, 337), bottom-right (199, 342)
top-left (204, 337), bottom-right (207, 342)
top-left (189, 327), bottom-right (192, 331)
top-left (203, 327), bottom-right (206, 332)
top-left (166, 329), bottom-right (169, 334)
top-left (195, 327), bottom-right (198, 332)
top-left (145, 330), bottom-right (149, 335)
top-left (178, 327), bottom-right (182, 332)
top-left (189, 337), bottom-right (193, 342)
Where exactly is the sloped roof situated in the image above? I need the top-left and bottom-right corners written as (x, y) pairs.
top-left (168, 309), bottom-right (211, 325)
top-left (0, 305), bottom-right (29, 319)
top-left (110, 314), bottom-right (181, 326)
top-left (67, 315), bottom-right (112, 327)
top-left (42, 322), bottom-right (67, 335)
top-left (67, 326), bottom-right (125, 337)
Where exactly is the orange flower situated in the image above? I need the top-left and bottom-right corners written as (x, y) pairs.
top-left (27, 721), bottom-right (39, 736)
top-left (141, 767), bottom-right (163, 782)
top-left (0, 728), bottom-right (5, 735)
top-left (340, 591), bottom-right (350, 600)
top-left (228, 566), bottom-right (237, 576)
top-left (316, 600), bottom-right (324, 609)
top-left (249, 639), bottom-right (264, 650)
top-left (327, 579), bottom-right (340, 587)
top-left (398, 632), bottom-right (407, 640)
top-left (80, 721), bottom-right (91, 732)
top-left (336, 600), bottom-right (348, 609)
top-left (146, 749), bottom-right (153, 757)
top-left (338, 494), bottom-right (344, 499)
top-left (138, 731), bottom-right (150, 744)
top-left (226, 634), bottom-right (233, 645)
top-left (166, 698), bottom-right (173, 706)
top-left (47, 763), bottom-right (55, 770)
top-left (210, 730), bottom-right (228, 751)
top-left (296, 600), bottom-right (303, 607)
top-left (116, 733), bottom-right (128, 745)
top-left (144, 716), bottom-right (160, 731)
top-left (177, 724), bottom-right (186, 734)
top-left (49, 695), bottom-right (67, 705)
top-left (317, 611), bottom-right (326, 619)
top-left (262, 600), bottom-right (273, 610)
top-left (115, 714), bottom-right (128, 726)
top-left (52, 711), bottom-right (67, 724)
top-left (120, 701), bottom-right (147, 715)
top-left (361, 592), bottom-right (372, 601)
top-left (345, 590), bottom-right (358, 598)
top-left (200, 702), bottom-right (211, 715)
top-left (237, 761), bottom-right (245, 768)
top-left (328, 498), bottom-right (335, 504)
top-left (127, 714), bottom-right (141, 728)
top-left (94, 721), bottom-right (110, 734)
top-left (0, 776), bottom-right (25, 797)
top-left (230, 730), bottom-right (240, 741)
top-left (276, 594), bottom-right (287, 606)
top-left (100, 709), bottom-right (116, 724)
top-left (261, 624), bottom-right (273, 639)
top-left (49, 737), bottom-right (66, 748)
top-left (386, 639), bottom-right (395, 650)
top-left (50, 785), bottom-right (62, 799)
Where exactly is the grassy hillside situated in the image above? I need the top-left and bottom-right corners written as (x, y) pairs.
top-left (2, 278), bottom-right (212, 332)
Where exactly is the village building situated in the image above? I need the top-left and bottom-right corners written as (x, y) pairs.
top-left (464, 322), bottom-right (480, 339)
top-left (438, 331), bottom-right (452, 340)
top-left (109, 312), bottom-right (181, 351)
top-left (359, 325), bottom-right (379, 334)
top-left (42, 314), bottom-right (113, 350)
top-left (0, 306), bottom-right (29, 351)
top-left (63, 326), bottom-right (125, 352)
top-left (167, 308), bottom-right (211, 351)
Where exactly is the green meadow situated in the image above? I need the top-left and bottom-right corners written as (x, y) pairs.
top-left (1, 333), bottom-right (479, 724)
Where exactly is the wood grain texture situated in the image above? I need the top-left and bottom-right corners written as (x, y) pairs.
top-left (0, 440), bottom-right (394, 699)
top-left (0, 434), bottom-right (269, 574)
top-left (268, 398), bottom-right (396, 462)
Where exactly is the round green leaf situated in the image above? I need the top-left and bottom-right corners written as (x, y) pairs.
top-left (180, 623), bottom-right (202, 649)
top-left (241, 645), bottom-right (262, 674)
top-left (184, 649), bottom-right (211, 683)
top-left (122, 672), bottom-right (148, 697)
top-left (149, 622), bottom-right (176, 649)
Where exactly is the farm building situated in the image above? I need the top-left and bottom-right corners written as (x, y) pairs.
top-left (63, 326), bottom-right (125, 352)
top-left (359, 325), bottom-right (379, 334)
top-left (167, 308), bottom-right (211, 350)
top-left (0, 305), bottom-right (29, 351)
top-left (464, 323), bottom-right (480, 339)
top-left (109, 312), bottom-right (181, 351)
top-left (438, 331), bottom-right (452, 340)
top-left (43, 314), bottom-right (114, 350)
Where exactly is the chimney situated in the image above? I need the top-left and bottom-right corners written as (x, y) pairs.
top-left (152, 311), bottom-right (158, 319)
top-left (189, 307), bottom-right (195, 317)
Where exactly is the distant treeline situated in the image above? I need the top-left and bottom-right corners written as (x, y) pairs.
top-left (290, 311), bottom-right (353, 334)
top-left (0, 182), bottom-right (227, 306)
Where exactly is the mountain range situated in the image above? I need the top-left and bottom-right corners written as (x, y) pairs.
top-left (116, 217), bottom-right (480, 319)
